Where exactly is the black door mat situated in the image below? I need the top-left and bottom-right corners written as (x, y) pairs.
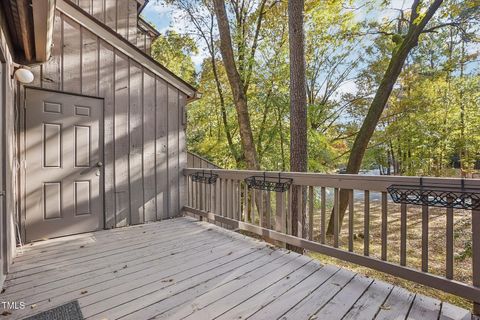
top-left (23, 301), bottom-right (83, 320)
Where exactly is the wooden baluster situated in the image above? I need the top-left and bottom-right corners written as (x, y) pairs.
top-left (259, 190), bottom-right (264, 227)
top-left (472, 200), bottom-right (480, 315)
top-left (196, 180), bottom-right (200, 211)
top-left (238, 182), bottom-right (242, 221)
top-left (243, 183), bottom-right (249, 222)
top-left (281, 191), bottom-right (286, 235)
top-left (202, 180), bottom-right (206, 211)
top-left (251, 188), bottom-right (256, 225)
top-left (209, 182), bottom-right (213, 212)
top-left (232, 181), bottom-right (236, 220)
top-left (198, 180), bottom-right (202, 210)
top-left (225, 179), bottom-right (229, 218)
top-left (364, 190), bottom-right (370, 256)
top-left (321, 187), bottom-right (326, 244)
top-left (446, 197), bottom-right (454, 279)
top-left (192, 177), bottom-right (196, 209)
top-left (298, 186), bottom-right (303, 239)
top-left (187, 176), bottom-right (191, 207)
top-left (422, 199), bottom-right (429, 272)
top-left (199, 180), bottom-right (203, 211)
top-left (222, 179), bottom-right (227, 218)
top-left (381, 192), bottom-right (388, 261)
top-left (196, 181), bottom-right (203, 220)
top-left (237, 181), bottom-right (241, 220)
top-left (275, 191), bottom-right (285, 247)
top-left (205, 181), bottom-right (209, 212)
top-left (227, 179), bottom-right (233, 218)
top-left (400, 201), bottom-right (407, 266)
top-left (266, 191), bottom-right (271, 229)
top-left (287, 186), bottom-right (293, 235)
top-left (241, 183), bottom-right (244, 221)
top-left (334, 188), bottom-right (339, 248)
top-left (191, 180), bottom-right (195, 209)
top-left (204, 183), bottom-right (208, 221)
top-left (214, 178), bottom-right (220, 217)
top-left (275, 191), bottom-right (283, 232)
top-left (218, 179), bottom-right (222, 215)
top-left (194, 180), bottom-right (199, 209)
top-left (309, 186), bottom-right (314, 241)
top-left (205, 181), bottom-right (210, 222)
top-left (348, 190), bottom-right (354, 252)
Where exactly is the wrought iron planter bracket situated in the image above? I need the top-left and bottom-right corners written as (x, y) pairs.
top-left (387, 178), bottom-right (480, 210)
top-left (245, 172), bottom-right (293, 192)
top-left (190, 170), bottom-right (218, 184)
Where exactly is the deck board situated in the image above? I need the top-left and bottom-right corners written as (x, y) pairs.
top-left (0, 217), bottom-right (472, 320)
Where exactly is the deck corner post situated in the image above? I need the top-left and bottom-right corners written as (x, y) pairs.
top-left (473, 200), bottom-right (480, 315)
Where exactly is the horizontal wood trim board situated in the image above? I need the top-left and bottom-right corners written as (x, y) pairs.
top-left (183, 205), bottom-right (480, 304)
top-left (55, 0), bottom-right (196, 97)
top-left (184, 168), bottom-right (480, 192)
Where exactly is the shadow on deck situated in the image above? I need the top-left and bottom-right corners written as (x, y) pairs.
top-left (0, 217), bottom-right (473, 319)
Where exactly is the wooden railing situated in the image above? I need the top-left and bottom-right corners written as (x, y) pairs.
top-left (187, 151), bottom-right (221, 169)
top-left (183, 168), bottom-right (480, 314)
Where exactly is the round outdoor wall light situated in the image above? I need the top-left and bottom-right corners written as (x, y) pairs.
top-left (14, 68), bottom-right (34, 84)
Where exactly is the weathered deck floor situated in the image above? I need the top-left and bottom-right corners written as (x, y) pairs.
top-left (1, 217), bottom-right (473, 320)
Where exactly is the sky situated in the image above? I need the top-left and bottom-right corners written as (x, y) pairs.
top-left (141, 0), bottom-right (414, 76)
top-left (141, 0), bottom-right (478, 87)
top-left (142, 1), bottom-right (177, 34)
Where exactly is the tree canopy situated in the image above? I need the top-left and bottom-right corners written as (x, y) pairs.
top-left (151, 0), bottom-right (480, 177)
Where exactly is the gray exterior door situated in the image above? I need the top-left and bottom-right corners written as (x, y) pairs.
top-left (25, 88), bottom-right (104, 242)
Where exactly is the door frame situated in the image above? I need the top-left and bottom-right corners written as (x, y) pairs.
top-left (0, 48), bottom-right (6, 279)
top-left (19, 86), bottom-right (105, 242)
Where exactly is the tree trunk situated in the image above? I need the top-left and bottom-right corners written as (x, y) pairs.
top-left (212, 0), bottom-right (259, 170)
top-left (326, 0), bottom-right (444, 234)
top-left (210, 54), bottom-right (241, 166)
top-left (287, 0), bottom-right (308, 252)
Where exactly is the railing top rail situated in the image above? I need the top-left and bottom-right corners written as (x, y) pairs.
top-left (184, 168), bottom-right (480, 192)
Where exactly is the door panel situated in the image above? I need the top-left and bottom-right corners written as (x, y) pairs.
top-left (25, 88), bottom-right (104, 242)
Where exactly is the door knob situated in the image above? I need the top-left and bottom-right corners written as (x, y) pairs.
top-left (96, 162), bottom-right (103, 167)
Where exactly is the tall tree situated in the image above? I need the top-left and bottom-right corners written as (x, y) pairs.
top-left (151, 30), bottom-right (198, 85)
top-left (288, 0), bottom-right (307, 245)
top-left (212, 0), bottom-right (264, 170)
top-left (327, 0), bottom-right (445, 233)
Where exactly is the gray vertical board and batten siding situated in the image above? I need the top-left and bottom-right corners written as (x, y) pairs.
top-left (0, 10), bottom-right (19, 278)
top-left (29, 9), bottom-right (187, 228)
top-left (136, 28), bottom-right (153, 55)
top-left (72, 0), bottom-right (153, 55)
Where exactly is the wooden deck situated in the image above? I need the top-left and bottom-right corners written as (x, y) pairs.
top-left (0, 217), bottom-right (473, 320)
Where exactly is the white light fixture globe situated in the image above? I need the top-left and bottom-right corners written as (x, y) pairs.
top-left (14, 68), bottom-right (34, 84)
